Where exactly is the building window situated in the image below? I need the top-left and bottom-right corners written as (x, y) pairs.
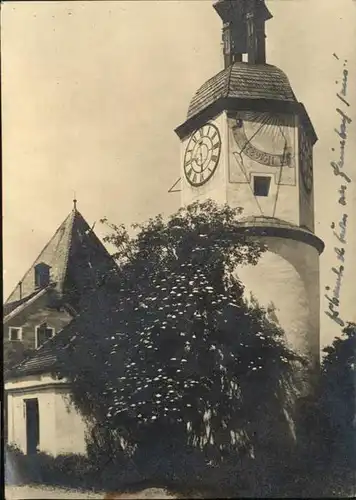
top-left (34, 262), bottom-right (51, 289)
top-left (35, 323), bottom-right (55, 349)
top-left (253, 176), bottom-right (271, 197)
top-left (9, 327), bottom-right (23, 341)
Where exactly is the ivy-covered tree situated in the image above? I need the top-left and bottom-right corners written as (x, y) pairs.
top-left (55, 201), bottom-right (306, 495)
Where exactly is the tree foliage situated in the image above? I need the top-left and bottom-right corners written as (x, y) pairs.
top-left (318, 322), bottom-right (356, 491)
top-left (321, 321), bottom-right (356, 454)
top-left (54, 201), bottom-right (306, 492)
top-left (291, 322), bottom-right (356, 497)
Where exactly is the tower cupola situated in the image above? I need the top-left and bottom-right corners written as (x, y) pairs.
top-left (213, 0), bottom-right (272, 67)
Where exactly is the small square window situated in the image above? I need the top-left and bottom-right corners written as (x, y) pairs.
top-left (253, 176), bottom-right (271, 197)
top-left (9, 327), bottom-right (22, 341)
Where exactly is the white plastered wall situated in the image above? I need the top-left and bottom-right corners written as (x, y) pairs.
top-left (6, 374), bottom-right (87, 456)
top-left (237, 236), bottom-right (320, 365)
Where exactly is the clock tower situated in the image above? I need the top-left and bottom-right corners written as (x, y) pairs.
top-left (175, 0), bottom-right (324, 368)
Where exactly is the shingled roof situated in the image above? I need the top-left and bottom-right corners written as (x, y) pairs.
top-left (5, 318), bottom-right (76, 379)
top-left (7, 338), bottom-right (57, 378)
top-left (5, 207), bottom-right (117, 315)
top-left (187, 63), bottom-right (296, 120)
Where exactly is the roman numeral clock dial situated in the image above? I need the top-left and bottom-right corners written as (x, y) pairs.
top-left (183, 124), bottom-right (222, 187)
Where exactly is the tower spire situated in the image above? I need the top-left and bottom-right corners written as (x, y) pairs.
top-left (213, 0), bottom-right (272, 68)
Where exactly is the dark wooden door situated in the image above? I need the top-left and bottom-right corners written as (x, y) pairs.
top-left (25, 398), bottom-right (39, 455)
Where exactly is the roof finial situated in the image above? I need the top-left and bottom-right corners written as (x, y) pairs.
top-left (73, 191), bottom-right (77, 211)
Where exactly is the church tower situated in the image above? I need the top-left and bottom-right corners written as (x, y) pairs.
top-left (175, 0), bottom-right (324, 368)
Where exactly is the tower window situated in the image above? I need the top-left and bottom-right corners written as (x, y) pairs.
top-left (9, 327), bottom-right (23, 341)
top-left (253, 176), bottom-right (271, 197)
top-left (34, 262), bottom-right (51, 289)
top-left (35, 323), bottom-right (55, 349)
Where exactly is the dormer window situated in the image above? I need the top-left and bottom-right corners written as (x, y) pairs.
top-left (35, 323), bottom-right (55, 349)
top-left (34, 262), bottom-right (51, 289)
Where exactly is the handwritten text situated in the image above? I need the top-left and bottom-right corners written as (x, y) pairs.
top-left (325, 55), bottom-right (352, 328)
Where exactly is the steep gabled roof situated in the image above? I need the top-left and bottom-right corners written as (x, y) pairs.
top-left (5, 207), bottom-right (117, 312)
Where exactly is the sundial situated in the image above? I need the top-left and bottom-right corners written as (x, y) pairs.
top-left (231, 111), bottom-right (294, 168)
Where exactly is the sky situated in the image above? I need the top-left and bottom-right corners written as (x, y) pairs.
top-left (2, 0), bottom-right (356, 349)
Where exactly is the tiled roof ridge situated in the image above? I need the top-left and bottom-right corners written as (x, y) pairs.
top-left (224, 63), bottom-right (234, 100)
top-left (56, 208), bottom-right (77, 295)
top-left (66, 211), bottom-right (119, 276)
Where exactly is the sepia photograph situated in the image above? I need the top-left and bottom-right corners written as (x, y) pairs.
top-left (2, 0), bottom-right (356, 498)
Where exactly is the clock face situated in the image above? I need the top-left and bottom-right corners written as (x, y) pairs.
top-left (299, 128), bottom-right (313, 192)
top-left (184, 124), bottom-right (221, 187)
